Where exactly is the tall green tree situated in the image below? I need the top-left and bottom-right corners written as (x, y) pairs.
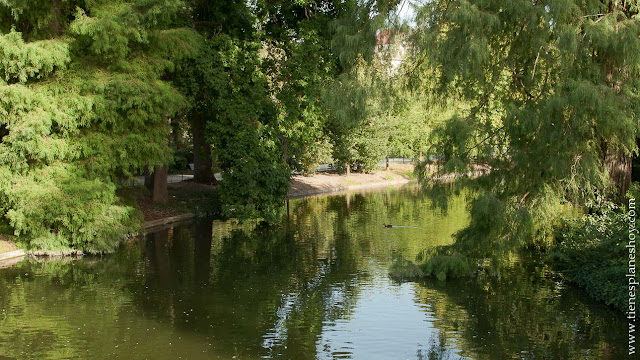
top-left (256, 0), bottom-right (346, 174)
top-left (175, 1), bottom-right (292, 223)
top-left (174, 0), bottom-right (255, 184)
top-left (205, 36), bottom-right (291, 224)
top-left (0, 0), bottom-right (199, 251)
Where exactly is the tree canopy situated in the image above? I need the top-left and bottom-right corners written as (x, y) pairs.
top-left (4, 0), bottom-right (635, 260)
top-left (0, 0), bottom-right (416, 249)
top-left (0, 0), bottom-right (199, 251)
top-left (410, 0), bottom-right (640, 256)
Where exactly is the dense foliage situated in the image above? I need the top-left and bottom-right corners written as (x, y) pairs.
top-left (0, 0), bottom-right (199, 251)
top-left (258, 0), bottom-right (343, 174)
top-left (1, 0), bottom-right (436, 248)
top-left (205, 37), bottom-right (290, 224)
top-left (410, 0), bottom-right (640, 262)
top-left (551, 190), bottom-right (635, 312)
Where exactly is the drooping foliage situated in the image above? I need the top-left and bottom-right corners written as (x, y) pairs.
top-left (412, 0), bottom-right (640, 259)
top-left (0, 0), bottom-right (199, 251)
top-left (323, 63), bottom-right (382, 173)
top-left (325, 1), bottom-right (387, 173)
top-left (320, 0), bottom-right (445, 174)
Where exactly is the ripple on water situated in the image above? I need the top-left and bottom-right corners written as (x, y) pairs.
top-left (309, 267), bottom-right (465, 360)
top-left (0, 186), bottom-right (630, 359)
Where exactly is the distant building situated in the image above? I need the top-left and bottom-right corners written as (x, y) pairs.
top-left (375, 29), bottom-right (408, 76)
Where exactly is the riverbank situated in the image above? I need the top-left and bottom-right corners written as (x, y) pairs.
top-left (0, 234), bottom-right (25, 267)
top-left (0, 235), bottom-right (18, 253)
top-left (288, 164), bottom-right (416, 198)
top-left (135, 164), bottom-right (417, 223)
top-left (0, 164), bottom-right (419, 259)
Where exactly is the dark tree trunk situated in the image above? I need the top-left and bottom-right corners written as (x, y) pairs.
top-left (385, 155), bottom-right (389, 170)
top-left (152, 165), bottom-right (169, 203)
top-left (0, 124), bottom-right (8, 143)
top-left (50, 0), bottom-right (61, 37)
top-left (143, 165), bottom-right (154, 192)
top-left (605, 147), bottom-right (632, 200)
top-left (191, 114), bottom-right (216, 184)
top-left (193, 220), bottom-right (212, 285)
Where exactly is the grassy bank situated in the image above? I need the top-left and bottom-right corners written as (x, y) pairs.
top-left (390, 191), bottom-right (634, 313)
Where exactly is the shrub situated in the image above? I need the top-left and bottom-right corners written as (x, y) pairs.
top-left (550, 190), bottom-right (633, 312)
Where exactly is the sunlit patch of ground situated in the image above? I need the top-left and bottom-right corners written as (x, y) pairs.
top-left (0, 235), bottom-right (18, 254)
top-left (288, 163), bottom-right (417, 197)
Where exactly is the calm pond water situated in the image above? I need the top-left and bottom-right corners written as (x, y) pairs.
top-left (0, 185), bottom-right (630, 359)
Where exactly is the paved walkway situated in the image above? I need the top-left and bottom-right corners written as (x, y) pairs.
top-left (133, 174), bottom-right (194, 185)
top-left (133, 173), bottom-right (224, 185)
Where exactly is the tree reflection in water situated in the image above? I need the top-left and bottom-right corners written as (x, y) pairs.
top-left (0, 185), bottom-right (629, 359)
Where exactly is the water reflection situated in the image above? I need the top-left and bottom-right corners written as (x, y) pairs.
top-left (0, 185), bottom-right (630, 359)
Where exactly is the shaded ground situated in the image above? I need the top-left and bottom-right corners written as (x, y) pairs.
top-left (131, 164), bottom-right (417, 221)
top-left (120, 182), bottom-right (219, 222)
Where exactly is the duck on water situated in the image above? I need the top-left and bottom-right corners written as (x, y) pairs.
top-left (383, 224), bottom-right (422, 229)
